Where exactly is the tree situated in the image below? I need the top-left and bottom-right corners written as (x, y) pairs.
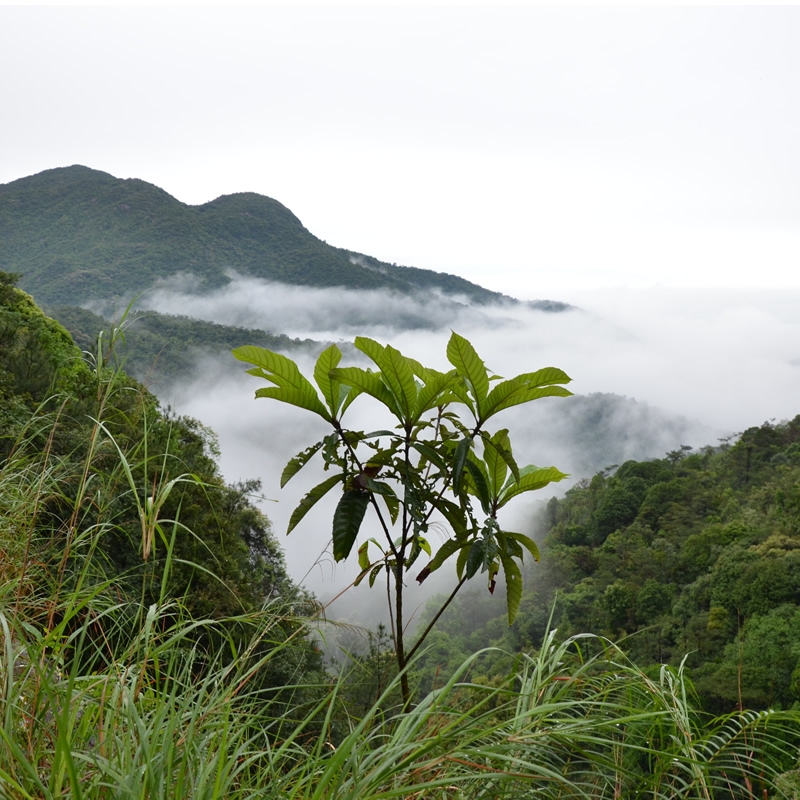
top-left (234, 332), bottom-right (571, 705)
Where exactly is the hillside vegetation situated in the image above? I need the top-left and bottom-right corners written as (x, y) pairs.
top-left (411, 418), bottom-right (800, 716)
top-left (1, 166), bottom-right (538, 308)
top-left (3, 273), bottom-right (800, 795)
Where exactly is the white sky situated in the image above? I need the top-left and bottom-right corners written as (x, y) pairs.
top-left (3, 6), bottom-right (800, 300)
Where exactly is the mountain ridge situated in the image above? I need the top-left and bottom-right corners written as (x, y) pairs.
top-left (2, 165), bottom-right (567, 310)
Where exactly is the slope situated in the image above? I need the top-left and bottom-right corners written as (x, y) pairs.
top-left (0, 165), bottom-right (544, 308)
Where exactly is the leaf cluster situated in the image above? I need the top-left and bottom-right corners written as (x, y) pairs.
top-left (234, 332), bottom-right (571, 629)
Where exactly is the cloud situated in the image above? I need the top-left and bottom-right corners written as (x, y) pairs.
top-left (148, 276), bottom-right (800, 624)
top-left (136, 272), bottom-right (513, 338)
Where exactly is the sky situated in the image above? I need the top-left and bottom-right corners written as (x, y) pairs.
top-left (4, 5), bottom-right (800, 609)
top-left (3, 6), bottom-right (800, 300)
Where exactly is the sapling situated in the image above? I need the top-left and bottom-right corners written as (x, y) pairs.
top-left (234, 332), bottom-right (571, 705)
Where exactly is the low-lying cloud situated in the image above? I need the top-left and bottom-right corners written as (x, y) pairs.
top-left (146, 275), bottom-right (800, 624)
top-left (136, 272), bottom-right (516, 337)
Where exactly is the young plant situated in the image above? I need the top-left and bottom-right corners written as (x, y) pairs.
top-left (233, 332), bottom-right (571, 705)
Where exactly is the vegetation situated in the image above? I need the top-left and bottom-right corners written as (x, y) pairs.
top-left (407, 418), bottom-right (800, 717)
top-left (234, 333), bottom-right (572, 706)
top-left (3, 271), bottom-right (800, 795)
top-left (46, 304), bottom-right (322, 387)
top-left (1, 166), bottom-right (521, 307)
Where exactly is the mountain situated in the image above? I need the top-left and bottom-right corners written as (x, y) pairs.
top-left (0, 166), bottom-right (568, 310)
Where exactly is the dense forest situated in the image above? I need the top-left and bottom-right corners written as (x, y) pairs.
top-left (0, 166), bottom-right (531, 307)
top-left (410, 422), bottom-right (800, 716)
top-left (3, 269), bottom-right (800, 795)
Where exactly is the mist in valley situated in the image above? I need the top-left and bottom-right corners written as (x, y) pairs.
top-left (133, 275), bottom-right (800, 633)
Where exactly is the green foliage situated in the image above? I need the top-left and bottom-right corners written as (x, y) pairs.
top-left (0, 280), bottom-right (323, 708)
top-left (1, 166), bottom-right (517, 308)
top-left (234, 332), bottom-right (570, 704)
top-left (47, 304), bottom-right (321, 387)
top-left (0, 260), bottom-right (799, 796)
top-left (412, 417), bottom-right (800, 714)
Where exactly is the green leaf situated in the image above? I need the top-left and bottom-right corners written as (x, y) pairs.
top-left (412, 441), bottom-right (447, 471)
top-left (362, 477), bottom-right (396, 497)
top-left (353, 566), bottom-right (371, 587)
top-left (280, 441), bottom-right (323, 488)
top-left (482, 429), bottom-right (518, 493)
top-left (500, 553), bottom-right (523, 625)
top-left (338, 382), bottom-right (363, 417)
top-left (464, 459), bottom-right (492, 514)
top-left (433, 497), bottom-right (470, 539)
top-left (381, 344), bottom-right (419, 421)
top-left (424, 538), bottom-right (465, 574)
top-left (452, 436), bottom-right (472, 493)
top-left (354, 336), bottom-right (419, 419)
top-left (358, 540), bottom-right (371, 571)
top-left (313, 344), bottom-right (343, 416)
top-left (412, 369), bottom-right (460, 419)
top-left (498, 465), bottom-right (568, 507)
top-left (368, 563), bottom-right (383, 588)
top-left (382, 492), bottom-right (400, 525)
top-left (330, 367), bottom-right (397, 414)
top-left (456, 544), bottom-right (470, 579)
top-left (465, 540), bottom-right (485, 579)
top-left (446, 332), bottom-right (489, 418)
top-left (503, 530), bottom-right (540, 562)
top-left (483, 367), bottom-right (572, 420)
top-left (287, 474), bottom-right (344, 534)
top-left (253, 386), bottom-right (331, 419)
top-left (332, 490), bottom-right (370, 561)
top-left (234, 345), bottom-right (331, 420)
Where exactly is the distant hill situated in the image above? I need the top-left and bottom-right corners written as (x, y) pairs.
top-left (0, 166), bottom-right (569, 310)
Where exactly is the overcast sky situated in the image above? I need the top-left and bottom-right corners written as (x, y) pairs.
top-left (3, 5), bottom-right (800, 300)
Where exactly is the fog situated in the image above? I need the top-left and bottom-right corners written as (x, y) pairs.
top-left (148, 277), bottom-right (800, 627)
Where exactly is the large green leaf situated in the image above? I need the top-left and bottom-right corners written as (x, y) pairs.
top-left (412, 441), bottom-right (447, 471)
top-left (287, 474), bottom-right (344, 534)
top-left (253, 386), bottom-right (330, 419)
top-left (355, 337), bottom-right (419, 422)
top-left (446, 332), bottom-right (489, 418)
top-left (381, 345), bottom-right (419, 422)
top-left (313, 344), bottom-right (343, 416)
top-left (503, 530), bottom-right (540, 562)
top-left (498, 465), bottom-right (568, 507)
top-left (330, 366), bottom-right (397, 415)
top-left (482, 429), bottom-right (517, 494)
top-left (452, 436), bottom-right (472, 493)
top-left (412, 369), bottom-right (460, 420)
top-left (280, 441), bottom-right (323, 488)
top-left (483, 367), bottom-right (572, 420)
top-left (464, 458), bottom-right (492, 514)
top-left (332, 490), bottom-right (371, 561)
top-left (422, 538), bottom-right (465, 575)
top-left (433, 497), bottom-right (470, 539)
top-left (234, 345), bottom-right (331, 420)
top-left (500, 553), bottom-right (523, 625)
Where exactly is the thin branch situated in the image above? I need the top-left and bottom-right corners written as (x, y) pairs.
top-left (405, 574), bottom-right (468, 663)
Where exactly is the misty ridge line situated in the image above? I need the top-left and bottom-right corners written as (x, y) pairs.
top-left (95, 270), bottom-right (574, 339)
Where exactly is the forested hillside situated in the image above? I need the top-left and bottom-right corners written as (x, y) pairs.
top-left (47, 303), bottom-right (322, 387)
top-left (0, 269), bottom-right (324, 696)
top-left (413, 420), bottom-right (800, 713)
top-left (0, 166), bottom-right (540, 308)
